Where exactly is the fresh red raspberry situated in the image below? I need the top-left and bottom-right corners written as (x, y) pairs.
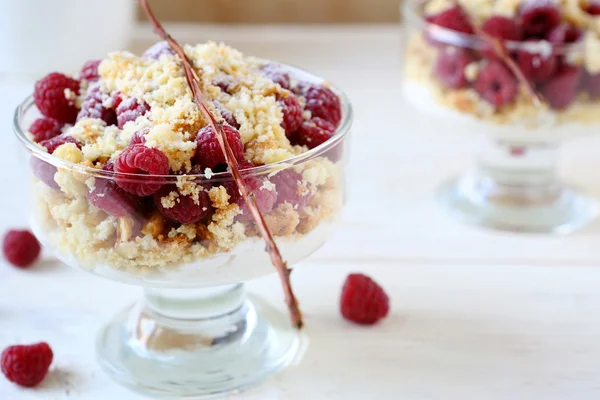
top-left (87, 167), bottom-right (141, 218)
top-left (154, 185), bottom-right (212, 224)
top-left (130, 128), bottom-right (148, 146)
top-left (434, 47), bottom-right (474, 89)
top-left (340, 273), bottom-right (390, 325)
top-left (77, 85), bottom-right (117, 125)
top-left (29, 118), bottom-right (63, 143)
top-left (480, 16), bottom-right (522, 58)
top-left (583, 71), bottom-right (600, 98)
top-left (80, 60), bottom-right (101, 82)
top-left (516, 42), bottom-right (558, 82)
top-left (143, 41), bottom-right (176, 59)
top-left (3, 230), bottom-right (41, 268)
top-left (194, 125), bottom-right (245, 169)
top-left (547, 24), bottom-right (583, 45)
top-left (30, 157), bottom-right (59, 189)
top-left (279, 93), bottom-right (303, 136)
top-left (539, 64), bottom-right (583, 109)
top-left (519, 0), bottom-right (561, 38)
top-left (236, 176), bottom-right (278, 220)
top-left (39, 134), bottom-right (81, 154)
top-left (214, 100), bottom-right (240, 129)
top-left (114, 145), bottom-right (170, 196)
top-left (271, 169), bottom-right (311, 210)
top-left (116, 98), bottom-right (150, 129)
top-left (34, 72), bottom-right (80, 124)
top-left (218, 160), bottom-right (256, 203)
top-left (294, 117), bottom-right (335, 149)
top-left (296, 83), bottom-right (342, 127)
top-left (586, 1), bottom-right (600, 15)
top-left (429, 5), bottom-right (474, 34)
top-left (474, 61), bottom-right (518, 107)
top-left (261, 63), bottom-right (291, 90)
top-left (1, 342), bottom-right (53, 387)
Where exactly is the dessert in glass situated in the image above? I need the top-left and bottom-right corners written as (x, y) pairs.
top-left (402, 0), bottom-right (600, 233)
top-left (14, 40), bottom-right (351, 397)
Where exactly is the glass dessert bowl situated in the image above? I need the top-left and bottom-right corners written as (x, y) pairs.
top-left (402, 0), bottom-right (600, 233)
top-left (14, 41), bottom-right (351, 398)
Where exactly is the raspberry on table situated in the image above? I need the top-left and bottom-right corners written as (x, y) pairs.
top-left (214, 100), bottom-right (240, 129)
top-left (296, 83), bottom-right (342, 127)
top-left (34, 72), bottom-right (80, 124)
top-left (474, 61), bottom-right (518, 108)
top-left (519, 0), bottom-right (561, 38)
top-left (194, 125), bottom-right (245, 169)
top-left (29, 118), bottom-right (64, 143)
top-left (1, 342), bottom-right (53, 388)
top-left (130, 128), bottom-right (148, 146)
top-left (261, 63), bottom-right (291, 90)
top-left (547, 24), bottom-right (583, 45)
top-left (143, 40), bottom-right (176, 59)
top-left (116, 97), bottom-right (150, 129)
top-left (88, 177), bottom-right (142, 218)
top-left (77, 85), bottom-right (117, 125)
top-left (39, 134), bottom-right (81, 154)
top-left (30, 157), bottom-right (59, 189)
top-left (516, 42), bottom-right (558, 82)
top-left (434, 47), bottom-right (474, 89)
top-left (154, 185), bottom-right (212, 224)
top-left (539, 64), bottom-right (583, 110)
top-left (429, 5), bottom-right (474, 34)
top-left (3, 230), bottom-right (41, 268)
top-left (236, 176), bottom-right (278, 220)
top-left (271, 169), bottom-right (311, 210)
top-left (278, 93), bottom-right (303, 136)
top-left (340, 273), bottom-right (390, 325)
top-left (294, 117), bottom-right (336, 149)
top-left (114, 145), bottom-right (170, 196)
top-left (80, 60), bottom-right (101, 82)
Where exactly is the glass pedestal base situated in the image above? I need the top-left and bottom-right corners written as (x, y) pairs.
top-left (437, 176), bottom-right (598, 234)
top-left (96, 285), bottom-right (304, 399)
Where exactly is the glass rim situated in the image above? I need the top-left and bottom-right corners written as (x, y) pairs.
top-left (14, 68), bottom-right (352, 181)
top-left (402, 0), bottom-right (586, 53)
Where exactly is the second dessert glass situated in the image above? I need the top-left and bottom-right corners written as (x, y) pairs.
top-left (15, 65), bottom-right (352, 398)
top-left (402, 0), bottom-right (600, 233)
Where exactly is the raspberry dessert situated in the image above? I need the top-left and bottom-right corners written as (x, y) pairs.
top-left (404, 0), bottom-right (600, 127)
top-left (20, 41), bottom-right (347, 281)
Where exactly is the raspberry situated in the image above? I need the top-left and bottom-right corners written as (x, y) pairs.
top-left (143, 41), bottom-right (176, 59)
top-left (547, 24), bottom-right (583, 45)
top-left (340, 274), bottom-right (389, 325)
top-left (29, 118), bottom-right (63, 143)
top-left (220, 161), bottom-right (256, 204)
top-left (583, 71), bottom-right (600, 98)
top-left (236, 176), bottom-right (278, 220)
top-left (279, 93), bottom-right (303, 136)
top-left (3, 230), bottom-right (41, 268)
top-left (80, 60), bottom-right (101, 82)
top-left (271, 169), bottom-right (311, 210)
top-left (516, 42), bottom-right (558, 82)
top-left (294, 117), bottom-right (335, 149)
top-left (116, 98), bottom-right (150, 129)
top-left (34, 72), bottom-right (80, 124)
top-left (261, 64), bottom-right (291, 90)
top-left (111, 91), bottom-right (123, 110)
top-left (519, 0), bottom-right (561, 38)
top-left (30, 157), bottom-right (59, 189)
top-left (480, 16), bottom-right (522, 58)
top-left (1, 342), bottom-right (53, 387)
top-left (434, 47), bottom-right (474, 89)
top-left (114, 145), bottom-right (170, 196)
top-left (154, 185), bottom-right (212, 224)
top-left (130, 128), bottom-right (148, 146)
top-left (214, 100), bottom-right (240, 129)
top-left (39, 134), bottom-right (81, 154)
top-left (88, 175), bottom-right (141, 218)
top-left (586, 1), bottom-right (600, 15)
top-left (539, 64), bottom-right (583, 110)
top-left (77, 85), bottom-right (117, 125)
top-left (430, 5), bottom-right (474, 34)
top-left (213, 75), bottom-right (237, 94)
top-left (474, 61), bottom-right (518, 107)
top-left (296, 83), bottom-right (342, 127)
top-left (194, 125), bottom-right (245, 169)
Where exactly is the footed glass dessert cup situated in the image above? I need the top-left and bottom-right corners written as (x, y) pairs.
top-left (15, 65), bottom-right (351, 398)
top-left (401, 0), bottom-right (600, 233)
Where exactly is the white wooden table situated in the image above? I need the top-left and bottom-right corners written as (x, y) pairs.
top-left (2, 25), bottom-right (600, 400)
